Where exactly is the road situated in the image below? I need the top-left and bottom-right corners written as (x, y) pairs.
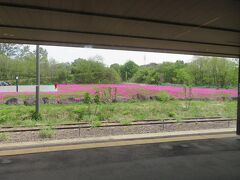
top-left (0, 137), bottom-right (240, 180)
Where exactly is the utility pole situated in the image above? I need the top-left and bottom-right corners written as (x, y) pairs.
top-left (36, 45), bottom-right (40, 114)
top-left (237, 57), bottom-right (240, 135)
top-left (16, 76), bottom-right (19, 92)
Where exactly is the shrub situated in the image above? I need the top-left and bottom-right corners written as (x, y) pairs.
top-left (83, 92), bottom-right (92, 104)
top-left (31, 111), bottom-right (42, 121)
top-left (94, 92), bottom-right (100, 104)
top-left (39, 127), bottom-right (55, 138)
top-left (0, 133), bottom-right (8, 142)
top-left (168, 111), bottom-right (176, 118)
top-left (156, 91), bottom-right (172, 102)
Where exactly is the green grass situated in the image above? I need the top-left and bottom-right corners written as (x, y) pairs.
top-left (119, 119), bottom-right (132, 125)
top-left (0, 100), bottom-right (237, 127)
top-left (91, 120), bottom-right (102, 128)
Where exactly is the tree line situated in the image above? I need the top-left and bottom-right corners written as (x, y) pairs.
top-left (129, 58), bottom-right (238, 88)
top-left (0, 43), bottom-right (238, 87)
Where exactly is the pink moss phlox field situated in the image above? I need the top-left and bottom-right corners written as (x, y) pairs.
top-left (0, 84), bottom-right (237, 101)
top-left (57, 84), bottom-right (237, 98)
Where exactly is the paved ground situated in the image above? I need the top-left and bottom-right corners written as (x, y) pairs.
top-left (0, 136), bottom-right (240, 180)
top-left (0, 85), bottom-right (56, 92)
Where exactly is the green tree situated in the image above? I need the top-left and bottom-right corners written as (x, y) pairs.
top-left (175, 68), bottom-right (192, 85)
top-left (0, 43), bottom-right (23, 57)
top-left (110, 63), bottom-right (122, 79)
top-left (188, 57), bottom-right (238, 87)
top-left (71, 58), bottom-right (120, 84)
top-left (120, 60), bottom-right (139, 81)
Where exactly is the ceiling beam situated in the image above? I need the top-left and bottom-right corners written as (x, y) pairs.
top-left (0, 24), bottom-right (239, 48)
top-left (0, 2), bottom-right (239, 33)
top-left (0, 37), bottom-right (238, 57)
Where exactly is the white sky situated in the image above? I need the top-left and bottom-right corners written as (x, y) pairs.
top-left (30, 45), bottom-right (194, 66)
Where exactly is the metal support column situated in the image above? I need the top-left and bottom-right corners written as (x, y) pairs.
top-left (36, 45), bottom-right (40, 114)
top-left (237, 57), bottom-right (240, 135)
top-left (16, 76), bottom-right (19, 92)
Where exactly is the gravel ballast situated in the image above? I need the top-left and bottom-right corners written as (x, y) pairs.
top-left (0, 119), bottom-right (236, 143)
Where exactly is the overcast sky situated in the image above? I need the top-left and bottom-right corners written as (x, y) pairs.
top-left (30, 45), bottom-right (194, 66)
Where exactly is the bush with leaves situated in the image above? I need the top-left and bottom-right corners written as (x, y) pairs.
top-left (156, 91), bottom-right (173, 102)
top-left (168, 111), bottom-right (176, 118)
top-left (83, 92), bottom-right (92, 104)
top-left (31, 111), bottom-right (42, 121)
top-left (39, 127), bottom-right (55, 139)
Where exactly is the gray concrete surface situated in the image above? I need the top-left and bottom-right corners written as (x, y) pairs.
top-left (0, 85), bottom-right (56, 92)
top-left (0, 137), bottom-right (240, 180)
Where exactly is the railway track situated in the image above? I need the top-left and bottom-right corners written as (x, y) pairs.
top-left (0, 117), bottom-right (236, 133)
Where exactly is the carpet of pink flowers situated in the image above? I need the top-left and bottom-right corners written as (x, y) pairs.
top-left (0, 84), bottom-right (237, 103)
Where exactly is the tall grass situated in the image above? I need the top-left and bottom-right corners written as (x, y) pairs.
top-left (0, 100), bottom-right (237, 127)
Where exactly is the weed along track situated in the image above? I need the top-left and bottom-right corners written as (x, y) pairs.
top-left (0, 117), bottom-right (236, 143)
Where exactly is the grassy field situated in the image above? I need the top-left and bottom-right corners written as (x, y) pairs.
top-left (0, 100), bottom-right (237, 127)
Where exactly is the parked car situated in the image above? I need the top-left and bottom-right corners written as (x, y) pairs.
top-left (6, 82), bottom-right (11, 85)
top-left (0, 81), bottom-right (11, 86)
